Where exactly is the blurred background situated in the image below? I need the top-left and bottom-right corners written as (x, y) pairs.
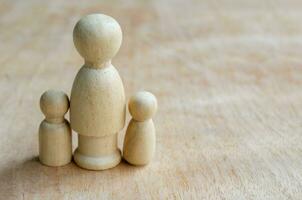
top-left (1, 0), bottom-right (302, 199)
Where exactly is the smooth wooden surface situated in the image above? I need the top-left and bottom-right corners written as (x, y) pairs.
top-left (1, 0), bottom-right (302, 199)
top-left (123, 91), bottom-right (157, 165)
top-left (39, 90), bottom-right (72, 167)
top-left (71, 14), bottom-right (125, 170)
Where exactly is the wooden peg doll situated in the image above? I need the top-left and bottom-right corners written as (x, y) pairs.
top-left (39, 90), bottom-right (72, 167)
top-left (70, 14), bottom-right (125, 170)
top-left (123, 91), bottom-right (158, 165)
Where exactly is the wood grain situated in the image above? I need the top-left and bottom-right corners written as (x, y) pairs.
top-left (1, 0), bottom-right (302, 199)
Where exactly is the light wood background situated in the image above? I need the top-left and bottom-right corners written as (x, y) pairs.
top-left (1, 0), bottom-right (302, 199)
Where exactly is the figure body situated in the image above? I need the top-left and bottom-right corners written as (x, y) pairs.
top-left (70, 14), bottom-right (125, 170)
top-left (70, 64), bottom-right (125, 136)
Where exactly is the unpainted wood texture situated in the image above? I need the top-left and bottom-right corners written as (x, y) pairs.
top-left (123, 91), bottom-right (157, 165)
top-left (71, 14), bottom-right (125, 170)
top-left (0, 0), bottom-right (302, 199)
top-left (39, 90), bottom-right (72, 167)
top-left (70, 14), bottom-right (125, 137)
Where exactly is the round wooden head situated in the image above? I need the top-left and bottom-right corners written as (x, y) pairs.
top-left (73, 14), bottom-right (122, 67)
top-left (128, 91), bottom-right (157, 122)
top-left (40, 90), bottom-right (69, 120)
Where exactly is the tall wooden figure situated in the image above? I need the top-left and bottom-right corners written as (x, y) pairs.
top-left (70, 14), bottom-right (125, 170)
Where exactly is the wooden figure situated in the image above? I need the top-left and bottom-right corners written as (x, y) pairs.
top-left (70, 14), bottom-right (125, 170)
top-left (123, 91), bottom-right (157, 166)
top-left (39, 90), bottom-right (72, 167)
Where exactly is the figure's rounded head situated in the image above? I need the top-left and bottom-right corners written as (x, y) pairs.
top-left (73, 14), bottom-right (122, 66)
top-left (40, 90), bottom-right (69, 119)
top-left (128, 91), bottom-right (157, 121)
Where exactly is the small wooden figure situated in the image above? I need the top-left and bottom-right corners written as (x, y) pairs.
top-left (123, 91), bottom-right (158, 165)
top-left (39, 90), bottom-right (72, 167)
top-left (70, 14), bottom-right (125, 170)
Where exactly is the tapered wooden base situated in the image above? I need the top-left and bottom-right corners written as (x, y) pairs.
top-left (73, 134), bottom-right (121, 170)
top-left (74, 148), bottom-right (121, 170)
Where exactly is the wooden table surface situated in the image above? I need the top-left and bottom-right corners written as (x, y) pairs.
top-left (1, 0), bottom-right (302, 199)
